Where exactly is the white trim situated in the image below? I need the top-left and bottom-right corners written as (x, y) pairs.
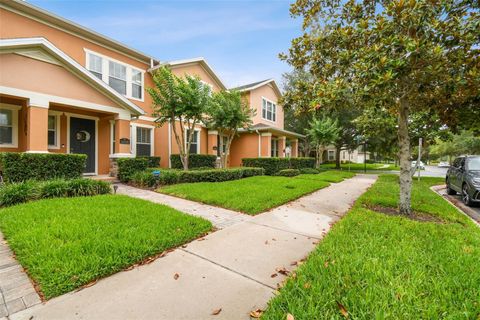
top-left (260, 132), bottom-right (272, 137)
top-left (233, 79), bottom-right (283, 98)
top-left (208, 130), bottom-right (218, 135)
top-left (0, 103), bottom-right (19, 148)
top-left (130, 123), bottom-right (155, 157)
top-left (85, 48), bottom-right (145, 102)
top-left (257, 132), bottom-right (261, 157)
top-left (109, 153), bottom-right (135, 158)
top-left (138, 115), bottom-right (157, 122)
top-left (0, 38), bottom-right (144, 115)
top-left (47, 110), bottom-right (61, 149)
top-left (168, 121), bottom-right (172, 168)
top-left (261, 96), bottom-right (277, 123)
top-left (184, 127), bottom-right (201, 154)
top-left (0, 1), bottom-right (156, 65)
top-left (109, 120), bottom-right (115, 155)
top-left (25, 150), bottom-right (49, 154)
top-left (66, 113), bottom-right (99, 175)
top-left (0, 86), bottom-right (132, 120)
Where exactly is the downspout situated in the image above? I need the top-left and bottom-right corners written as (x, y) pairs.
top-left (256, 130), bottom-right (261, 157)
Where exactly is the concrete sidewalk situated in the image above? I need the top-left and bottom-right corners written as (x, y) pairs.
top-left (10, 175), bottom-right (377, 320)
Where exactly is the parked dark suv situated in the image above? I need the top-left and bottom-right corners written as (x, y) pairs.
top-left (446, 155), bottom-right (480, 206)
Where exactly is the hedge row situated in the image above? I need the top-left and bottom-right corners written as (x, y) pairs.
top-left (276, 169), bottom-right (301, 177)
top-left (170, 154), bottom-right (216, 169)
top-left (117, 157), bottom-right (160, 182)
top-left (0, 153), bottom-right (87, 182)
top-left (241, 157), bottom-right (315, 175)
top-left (131, 167), bottom-right (265, 188)
top-left (0, 179), bottom-right (111, 207)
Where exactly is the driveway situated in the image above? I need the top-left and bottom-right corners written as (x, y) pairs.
top-left (10, 175), bottom-right (377, 320)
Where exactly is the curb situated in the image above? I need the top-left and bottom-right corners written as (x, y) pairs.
top-left (431, 185), bottom-right (480, 226)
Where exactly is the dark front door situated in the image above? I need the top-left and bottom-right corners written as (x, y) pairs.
top-left (70, 117), bottom-right (96, 173)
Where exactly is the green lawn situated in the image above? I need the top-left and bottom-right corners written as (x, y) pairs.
top-left (0, 195), bottom-right (212, 299)
top-left (319, 163), bottom-right (400, 171)
top-left (262, 175), bottom-right (480, 319)
top-left (159, 171), bottom-right (354, 215)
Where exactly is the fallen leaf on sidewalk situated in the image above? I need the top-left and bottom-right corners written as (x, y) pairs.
top-left (173, 273), bottom-right (180, 280)
top-left (211, 308), bottom-right (222, 315)
top-left (265, 240), bottom-right (269, 245)
top-left (336, 301), bottom-right (348, 318)
top-left (249, 309), bottom-right (263, 318)
top-left (271, 273), bottom-right (278, 278)
top-left (276, 267), bottom-right (290, 275)
top-left (290, 261), bottom-right (298, 266)
top-left (198, 238), bottom-right (206, 241)
top-left (287, 313), bottom-right (295, 320)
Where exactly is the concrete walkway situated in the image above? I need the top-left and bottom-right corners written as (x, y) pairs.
top-left (116, 184), bottom-right (252, 229)
top-left (10, 174), bottom-right (377, 320)
top-left (0, 233), bottom-right (41, 318)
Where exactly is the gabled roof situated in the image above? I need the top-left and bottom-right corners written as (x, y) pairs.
top-left (0, 37), bottom-right (145, 115)
top-left (149, 57), bottom-right (227, 90)
top-left (240, 123), bottom-right (305, 139)
top-left (0, 0), bottom-right (158, 65)
top-left (231, 79), bottom-right (282, 98)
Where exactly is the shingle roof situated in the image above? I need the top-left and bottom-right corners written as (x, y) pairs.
top-left (232, 79), bottom-right (272, 91)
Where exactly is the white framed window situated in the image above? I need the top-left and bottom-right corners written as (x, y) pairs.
top-left (136, 127), bottom-right (152, 156)
top-left (271, 138), bottom-right (279, 157)
top-left (328, 150), bottom-right (335, 161)
top-left (109, 61), bottom-right (127, 95)
top-left (47, 112), bottom-right (61, 149)
top-left (217, 135), bottom-right (228, 156)
top-left (85, 49), bottom-right (145, 101)
top-left (262, 98), bottom-right (276, 122)
top-left (186, 129), bottom-right (200, 154)
top-left (0, 104), bottom-right (20, 148)
top-left (87, 53), bottom-right (103, 79)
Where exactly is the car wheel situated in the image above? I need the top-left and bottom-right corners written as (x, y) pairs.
top-left (462, 183), bottom-right (474, 206)
top-left (446, 180), bottom-right (456, 195)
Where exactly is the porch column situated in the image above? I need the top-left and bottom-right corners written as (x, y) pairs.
top-left (260, 133), bottom-right (271, 157)
top-left (291, 139), bottom-right (298, 157)
top-left (26, 100), bottom-right (49, 153)
top-left (278, 136), bottom-right (286, 158)
top-left (207, 130), bottom-right (218, 156)
top-left (114, 118), bottom-right (132, 155)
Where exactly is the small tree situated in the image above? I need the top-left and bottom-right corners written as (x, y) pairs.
top-left (148, 67), bottom-right (212, 170)
top-left (205, 90), bottom-right (254, 168)
top-left (307, 117), bottom-right (340, 168)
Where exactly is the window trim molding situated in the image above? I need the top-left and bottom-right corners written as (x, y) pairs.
top-left (184, 127), bottom-right (201, 154)
top-left (130, 123), bottom-right (154, 156)
top-left (85, 48), bottom-right (145, 102)
top-left (0, 103), bottom-right (20, 148)
top-left (47, 110), bottom-right (62, 149)
top-left (261, 96), bottom-right (277, 123)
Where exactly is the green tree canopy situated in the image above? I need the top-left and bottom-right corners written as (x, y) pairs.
top-left (307, 117), bottom-right (340, 168)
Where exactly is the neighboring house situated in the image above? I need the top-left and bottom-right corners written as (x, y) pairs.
top-left (0, 0), bottom-right (302, 175)
top-left (321, 145), bottom-right (371, 164)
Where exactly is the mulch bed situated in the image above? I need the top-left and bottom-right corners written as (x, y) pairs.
top-left (365, 204), bottom-right (445, 223)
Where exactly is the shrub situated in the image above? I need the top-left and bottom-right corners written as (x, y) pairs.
top-left (276, 169), bottom-right (301, 177)
top-left (0, 179), bottom-right (111, 207)
top-left (0, 181), bottom-right (40, 207)
top-left (139, 156), bottom-right (161, 168)
top-left (242, 157), bottom-right (315, 175)
top-left (170, 154), bottom-right (217, 169)
top-left (131, 170), bottom-right (157, 188)
top-left (290, 157), bottom-right (316, 170)
top-left (0, 153), bottom-right (86, 182)
top-left (117, 158), bottom-right (149, 182)
top-left (299, 168), bottom-right (320, 174)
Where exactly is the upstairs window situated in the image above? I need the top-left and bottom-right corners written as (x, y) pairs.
top-left (88, 53), bottom-right (103, 79)
top-left (86, 50), bottom-right (144, 101)
top-left (262, 98), bottom-right (276, 122)
top-left (132, 70), bottom-right (142, 99)
top-left (109, 61), bottom-right (127, 95)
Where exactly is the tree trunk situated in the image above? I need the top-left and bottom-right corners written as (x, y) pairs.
top-left (335, 146), bottom-right (341, 169)
top-left (398, 97), bottom-right (412, 215)
top-left (315, 145), bottom-right (321, 168)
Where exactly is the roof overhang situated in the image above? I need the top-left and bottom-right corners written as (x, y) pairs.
top-left (1, 0), bottom-right (159, 66)
top-left (239, 125), bottom-right (305, 139)
top-left (149, 57), bottom-right (227, 91)
top-left (0, 37), bottom-right (145, 115)
top-left (234, 79), bottom-right (282, 98)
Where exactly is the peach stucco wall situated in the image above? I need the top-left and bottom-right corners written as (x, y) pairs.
top-left (26, 106), bottom-right (48, 152)
top-left (0, 54), bottom-right (125, 109)
top-left (0, 8), bottom-right (155, 116)
top-left (229, 132), bottom-right (260, 167)
top-left (250, 84), bottom-right (284, 129)
top-left (170, 64), bottom-right (223, 93)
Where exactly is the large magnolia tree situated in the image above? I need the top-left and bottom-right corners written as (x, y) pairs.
top-left (148, 66), bottom-right (212, 170)
top-left (205, 90), bottom-right (254, 168)
top-left (284, 0), bottom-right (480, 214)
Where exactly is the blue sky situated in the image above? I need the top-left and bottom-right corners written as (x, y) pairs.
top-left (29, 0), bottom-right (303, 88)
